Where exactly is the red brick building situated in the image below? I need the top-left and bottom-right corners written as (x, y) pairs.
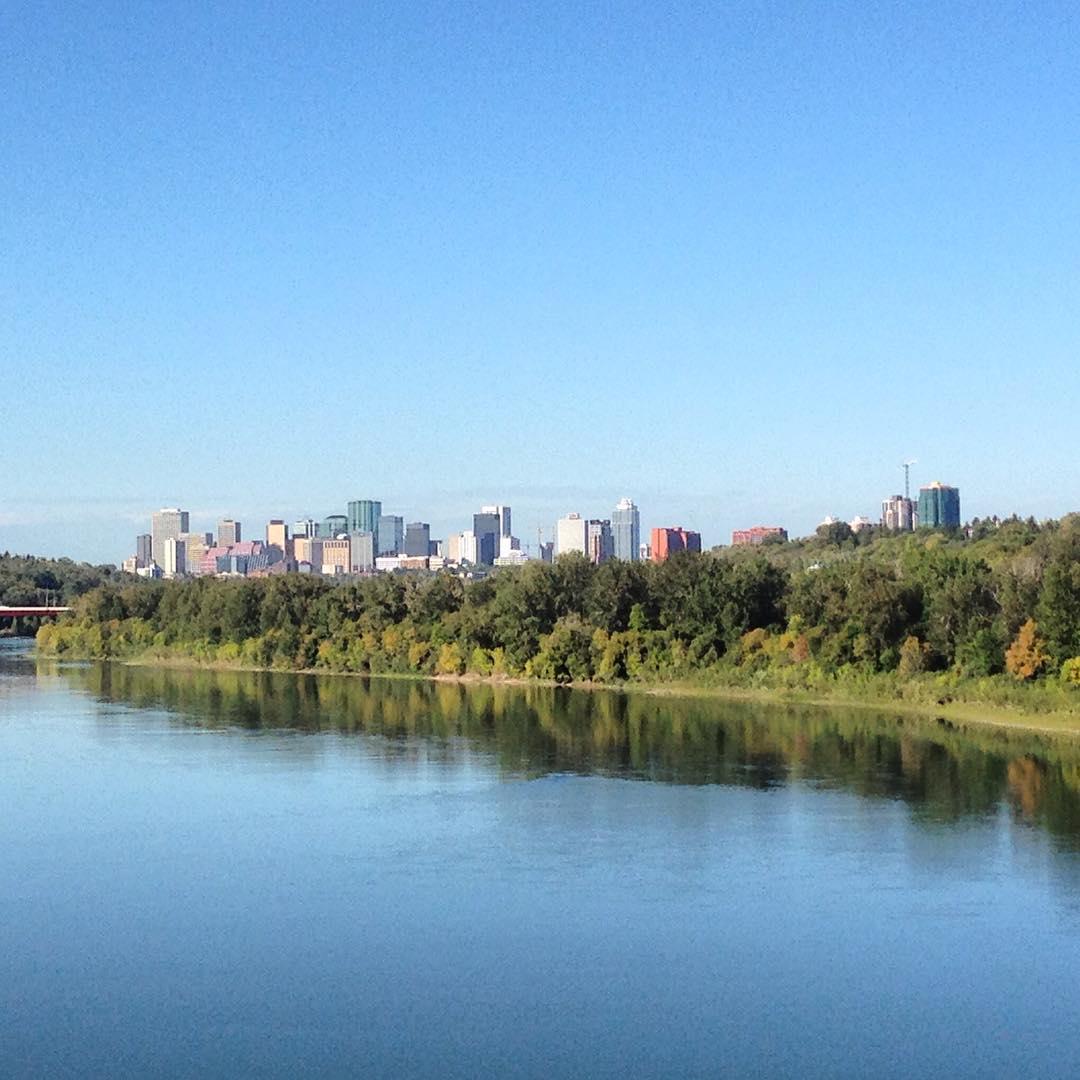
top-left (650, 526), bottom-right (702, 562)
top-left (731, 525), bottom-right (788, 546)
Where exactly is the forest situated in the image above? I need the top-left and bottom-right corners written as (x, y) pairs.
top-left (36, 515), bottom-right (1080, 711)
top-left (0, 552), bottom-right (127, 607)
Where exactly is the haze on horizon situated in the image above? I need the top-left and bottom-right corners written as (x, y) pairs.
top-left (3, 3), bottom-right (1078, 563)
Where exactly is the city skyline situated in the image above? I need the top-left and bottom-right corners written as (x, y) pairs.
top-left (4, 6), bottom-right (1078, 563)
top-left (124, 473), bottom-right (973, 579)
top-left (0, 465), bottom-right (1036, 567)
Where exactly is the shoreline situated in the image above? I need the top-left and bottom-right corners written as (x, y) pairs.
top-left (42, 648), bottom-right (1080, 741)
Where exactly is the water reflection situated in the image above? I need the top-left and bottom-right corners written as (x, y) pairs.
top-left (46, 658), bottom-right (1080, 844)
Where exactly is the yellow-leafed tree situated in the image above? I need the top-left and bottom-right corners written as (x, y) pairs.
top-left (1005, 619), bottom-right (1049, 681)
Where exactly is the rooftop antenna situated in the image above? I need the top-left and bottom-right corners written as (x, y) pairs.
top-left (902, 459), bottom-right (917, 501)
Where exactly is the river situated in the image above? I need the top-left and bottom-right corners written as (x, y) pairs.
top-left (3, 638), bottom-right (1080, 1077)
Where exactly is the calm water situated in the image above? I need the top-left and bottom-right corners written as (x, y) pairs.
top-left (4, 639), bottom-right (1080, 1078)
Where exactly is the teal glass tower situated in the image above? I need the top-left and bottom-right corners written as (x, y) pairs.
top-left (347, 500), bottom-right (382, 552)
top-left (917, 482), bottom-right (960, 529)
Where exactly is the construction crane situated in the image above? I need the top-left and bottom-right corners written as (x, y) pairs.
top-left (902, 459), bottom-right (917, 501)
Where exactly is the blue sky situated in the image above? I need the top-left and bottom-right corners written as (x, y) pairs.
top-left (3, 1), bottom-right (1078, 561)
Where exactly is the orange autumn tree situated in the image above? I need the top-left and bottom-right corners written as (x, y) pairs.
top-left (1004, 618), bottom-right (1050, 681)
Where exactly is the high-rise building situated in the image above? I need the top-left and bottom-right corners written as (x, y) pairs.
top-left (651, 527), bottom-right (703, 562)
top-left (556, 513), bottom-right (587, 557)
top-left (293, 536), bottom-right (323, 568)
top-left (587, 520), bottom-right (614, 564)
top-left (612, 498), bottom-right (640, 561)
top-left (320, 515), bottom-right (348, 539)
top-left (473, 509), bottom-right (502, 566)
top-left (180, 532), bottom-right (213, 576)
top-left (347, 500), bottom-right (382, 552)
top-left (135, 534), bottom-right (152, 568)
top-left (151, 508), bottom-right (189, 569)
top-left (731, 526), bottom-right (786, 546)
top-left (163, 536), bottom-right (186, 578)
top-left (349, 531), bottom-right (375, 573)
top-left (218, 519), bottom-right (241, 547)
top-left (881, 496), bottom-right (916, 532)
top-left (404, 522), bottom-right (431, 557)
top-left (918, 482), bottom-right (961, 529)
top-left (266, 520), bottom-right (289, 554)
top-left (446, 531), bottom-right (479, 565)
top-left (320, 538), bottom-right (350, 576)
top-left (480, 504), bottom-right (512, 540)
top-left (378, 515), bottom-right (404, 556)
top-left (292, 518), bottom-right (317, 539)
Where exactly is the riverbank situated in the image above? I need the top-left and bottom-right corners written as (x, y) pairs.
top-left (38, 644), bottom-right (1080, 741)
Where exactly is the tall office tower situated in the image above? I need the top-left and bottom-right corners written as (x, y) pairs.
top-left (163, 536), bottom-right (186, 577)
top-left (612, 498), bottom-right (640, 561)
top-left (266, 520), bottom-right (289, 554)
top-left (587, 520), bottom-right (614, 564)
top-left (347, 500), bottom-right (382, 552)
top-left (320, 515), bottom-right (348, 539)
top-left (651, 527), bottom-right (703, 562)
top-left (218, 519), bottom-right (241, 547)
top-left (473, 509), bottom-right (502, 566)
top-left (881, 496), bottom-right (916, 531)
top-left (446, 531), bottom-right (478, 564)
top-left (292, 518), bottom-right (317, 539)
top-left (404, 522), bottom-right (431, 557)
top-left (917, 482), bottom-right (961, 529)
top-left (151, 508), bottom-right (189, 570)
top-left (556, 513), bottom-right (588, 556)
top-left (378, 515), bottom-right (404, 556)
top-left (349, 531), bottom-right (375, 573)
top-left (480, 504), bottom-right (512, 539)
top-left (135, 534), bottom-right (152, 568)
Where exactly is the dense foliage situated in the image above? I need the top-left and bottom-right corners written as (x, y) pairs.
top-left (0, 552), bottom-right (127, 607)
top-left (37, 516), bottom-right (1080, 707)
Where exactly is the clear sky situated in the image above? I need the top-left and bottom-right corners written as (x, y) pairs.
top-left (3, 1), bottom-right (1078, 562)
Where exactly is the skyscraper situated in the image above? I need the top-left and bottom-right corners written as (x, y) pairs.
top-left (349, 531), bottom-right (375, 573)
top-left (218, 519), bottom-right (241, 547)
top-left (556, 513), bottom-right (587, 557)
top-left (377, 515), bottom-right (404, 556)
top-left (151, 508), bottom-right (189, 569)
top-left (404, 522), bottom-right (431, 557)
top-left (473, 509), bottom-right (502, 566)
top-left (881, 496), bottom-right (915, 531)
top-left (347, 500), bottom-right (382, 552)
top-left (587, 520), bottom-right (614, 564)
top-left (612, 498), bottom-right (640, 561)
top-left (163, 536), bottom-right (186, 577)
top-left (918, 482), bottom-right (961, 529)
top-left (135, 533), bottom-right (152, 568)
top-left (266, 520), bottom-right (289, 553)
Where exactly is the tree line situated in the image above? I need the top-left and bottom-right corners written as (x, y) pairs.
top-left (0, 553), bottom-right (126, 609)
top-left (36, 515), bottom-right (1080, 702)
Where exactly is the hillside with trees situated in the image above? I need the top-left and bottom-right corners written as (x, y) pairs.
top-left (0, 552), bottom-right (128, 608)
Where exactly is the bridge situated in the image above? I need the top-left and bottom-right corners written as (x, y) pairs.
top-left (0, 606), bottom-right (72, 618)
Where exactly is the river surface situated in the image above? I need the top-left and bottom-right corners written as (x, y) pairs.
top-left (4, 639), bottom-right (1080, 1077)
